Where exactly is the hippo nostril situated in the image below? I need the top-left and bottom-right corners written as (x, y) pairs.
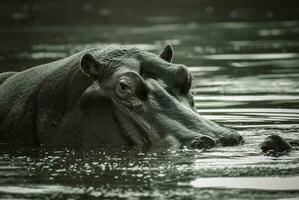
top-left (190, 135), bottom-right (216, 150)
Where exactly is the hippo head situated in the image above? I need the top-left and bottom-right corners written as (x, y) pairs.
top-left (80, 45), bottom-right (243, 149)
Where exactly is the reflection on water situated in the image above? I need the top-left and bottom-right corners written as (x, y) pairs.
top-left (1, 143), bottom-right (299, 199)
top-left (200, 53), bottom-right (299, 60)
top-left (190, 176), bottom-right (299, 190)
top-left (1, 1), bottom-right (299, 199)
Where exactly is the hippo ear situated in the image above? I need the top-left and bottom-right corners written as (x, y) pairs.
top-left (159, 45), bottom-right (173, 62)
top-left (80, 54), bottom-right (101, 79)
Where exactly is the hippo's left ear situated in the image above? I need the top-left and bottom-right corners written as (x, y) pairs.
top-left (81, 54), bottom-right (101, 79)
top-left (159, 45), bottom-right (173, 62)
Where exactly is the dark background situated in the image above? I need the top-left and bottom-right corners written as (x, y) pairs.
top-left (1, 0), bottom-right (299, 28)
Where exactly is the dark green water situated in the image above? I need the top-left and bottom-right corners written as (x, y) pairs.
top-left (0, 1), bottom-right (299, 199)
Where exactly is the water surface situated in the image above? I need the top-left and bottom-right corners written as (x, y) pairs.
top-left (0, 1), bottom-right (299, 199)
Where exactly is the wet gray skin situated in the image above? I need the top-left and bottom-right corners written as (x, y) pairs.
top-left (0, 45), bottom-right (243, 149)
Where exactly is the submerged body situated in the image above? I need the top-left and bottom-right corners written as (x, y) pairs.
top-left (0, 46), bottom-right (244, 148)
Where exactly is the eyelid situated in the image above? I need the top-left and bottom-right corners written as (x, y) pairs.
top-left (119, 79), bottom-right (130, 89)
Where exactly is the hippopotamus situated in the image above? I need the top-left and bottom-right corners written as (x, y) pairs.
top-left (1, 45), bottom-right (290, 151)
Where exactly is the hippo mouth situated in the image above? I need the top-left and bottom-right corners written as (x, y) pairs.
top-left (112, 97), bottom-right (158, 146)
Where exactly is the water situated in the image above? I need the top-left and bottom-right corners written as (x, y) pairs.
top-left (1, 1), bottom-right (299, 199)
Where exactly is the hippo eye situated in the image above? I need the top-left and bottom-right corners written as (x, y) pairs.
top-left (117, 79), bottom-right (132, 95)
top-left (115, 72), bottom-right (148, 100)
top-left (119, 79), bottom-right (129, 91)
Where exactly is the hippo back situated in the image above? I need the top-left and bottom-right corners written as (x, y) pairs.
top-left (0, 72), bottom-right (17, 85)
top-left (0, 51), bottom-right (93, 145)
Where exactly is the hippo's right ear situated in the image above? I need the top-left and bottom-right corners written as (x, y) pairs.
top-left (159, 45), bottom-right (173, 62)
top-left (80, 54), bottom-right (101, 79)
